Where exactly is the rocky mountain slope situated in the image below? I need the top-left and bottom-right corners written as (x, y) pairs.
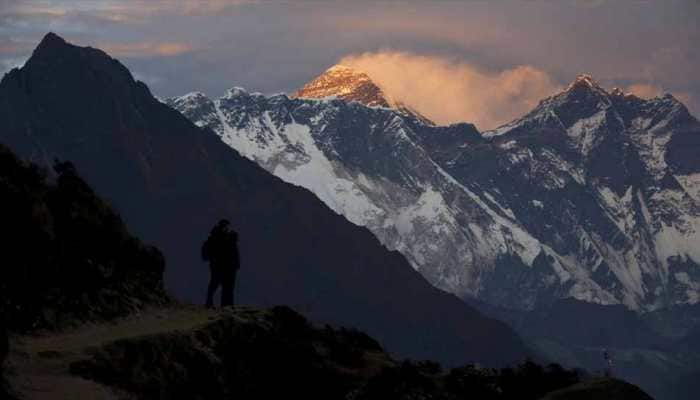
top-left (0, 33), bottom-right (529, 367)
top-left (461, 75), bottom-right (700, 311)
top-left (171, 67), bottom-right (700, 313)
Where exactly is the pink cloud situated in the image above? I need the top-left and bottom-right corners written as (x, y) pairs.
top-left (339, 51), bottom-right (562, 130)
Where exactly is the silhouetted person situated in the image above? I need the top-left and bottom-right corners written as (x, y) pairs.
top-left (202, 219), bottom-right (240, 307)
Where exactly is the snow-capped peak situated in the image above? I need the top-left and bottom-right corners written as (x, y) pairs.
top-left (566, 74), bottom-right (602, 90)
top-left (484, 74), bottom-right (613, 139)
top-left (560, 74), bottom-right (612, 103)
top-left (325, 64), bottom-right (360, 74)
top-left (292, 63), bottom-right (393, 108)
top-left (166, 91), bottom-right (212, 111)
top-left (293, 63), bottom-right (434, 125)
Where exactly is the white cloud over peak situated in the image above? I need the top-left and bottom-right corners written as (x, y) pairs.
top-left (340, 51), bottom-right (562, 130)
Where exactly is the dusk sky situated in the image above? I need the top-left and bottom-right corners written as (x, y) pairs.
top-left (1, 0), bottom-right (698, 129)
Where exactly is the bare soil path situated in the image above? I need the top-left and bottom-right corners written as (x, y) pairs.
top-left (4, 305), bottom-right (227, 399)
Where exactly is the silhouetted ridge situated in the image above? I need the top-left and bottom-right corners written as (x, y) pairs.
top-left (34, 32), bottom-right (68, 52)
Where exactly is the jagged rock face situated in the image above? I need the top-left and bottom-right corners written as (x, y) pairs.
top-left (293, 65), bottom-right (392, 108)
top-left (170, 74), bottom-right (700, 312)
top-left (0, 33), bottom-right (529, 367)
top-left (473, 76), bottom-right (700, 310)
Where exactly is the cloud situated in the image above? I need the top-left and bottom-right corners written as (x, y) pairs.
top-left (625, 83), bottom-right (664, 99)
top-left (99, 41), bottom-right (193, 57)
top-left (2, 0), bottom-right (262, 22)
top-left (339, 51), bottom-right (562, 130)
top-left (0, 39), bottom-right (29, 54)
top-left (332, 14), bottom-right (509, 54)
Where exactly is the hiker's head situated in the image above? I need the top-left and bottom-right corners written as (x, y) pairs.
top-left (216, 219), bottom-right (230, 230)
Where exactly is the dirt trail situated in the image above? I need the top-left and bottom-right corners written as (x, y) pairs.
top-left (5, 305), bottom-right (222, 400)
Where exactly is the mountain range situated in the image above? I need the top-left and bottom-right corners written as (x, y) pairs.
top-left (0, 33), bottom-right (530, 367)
top-left (169, 65), bottom-right (700, 313)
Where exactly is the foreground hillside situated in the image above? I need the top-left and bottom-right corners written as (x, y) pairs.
top-left (3, 305), bottom-right (652, 400)
top-left (4, 306), bottom-right (390, 399)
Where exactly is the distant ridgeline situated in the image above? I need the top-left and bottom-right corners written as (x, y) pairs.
top-left (0, 144), bottom-right (169, 332)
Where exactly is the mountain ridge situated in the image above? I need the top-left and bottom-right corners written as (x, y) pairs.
top-left (171, 69), bottom-right (700, 313)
